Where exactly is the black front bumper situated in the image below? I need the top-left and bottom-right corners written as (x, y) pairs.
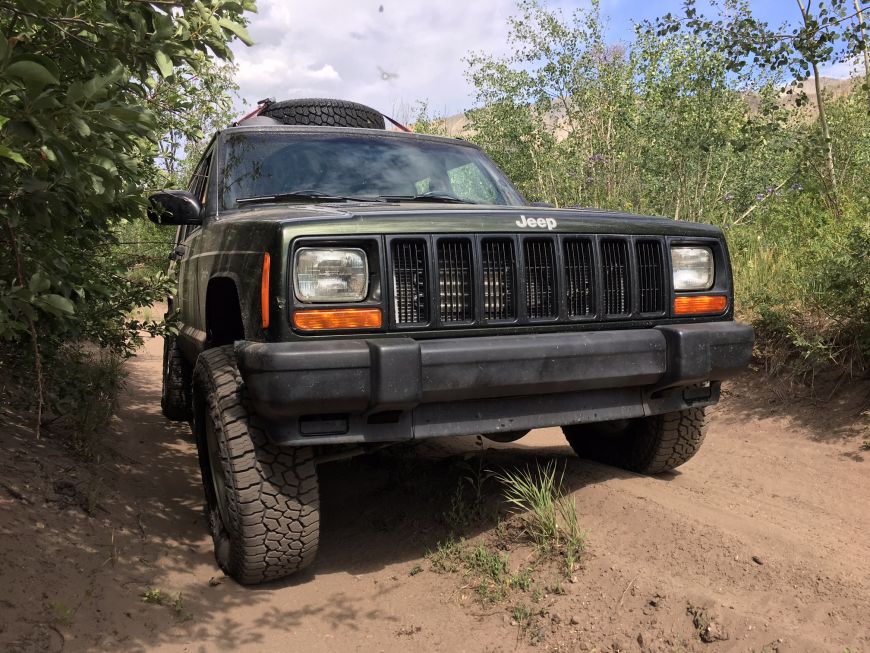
top-left (236, 322), bottom-right (754, 446)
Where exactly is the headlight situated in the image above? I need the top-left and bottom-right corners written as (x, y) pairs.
top-left (671, 246), bottom-right (714, 291)
top-left (294, 248), bottom-right (368, 302)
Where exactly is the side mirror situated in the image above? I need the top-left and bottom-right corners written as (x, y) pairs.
top-left (148, 190), bottom-right (202, 225)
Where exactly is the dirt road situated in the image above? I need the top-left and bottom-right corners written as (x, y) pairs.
top-left (1, 337), bottom-right (868, 652)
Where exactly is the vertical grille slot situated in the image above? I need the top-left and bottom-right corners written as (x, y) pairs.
top-left (482, 239), bottom-right (516, 321)
top-left (636, 240), bottom-right (665, 313)
top-left (437, 239), bottom-right (473, 323)
top-left (391, 239), bottom-right (428, 325)
top-left (523, 239), bottom-right (557, 319)
top-left (564, 238), bottom-right (595, 317)
top-left (601, 239), bottom-right (630, 315)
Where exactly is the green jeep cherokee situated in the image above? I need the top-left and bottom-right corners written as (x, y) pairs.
top-left (149, 98), bottom-right (754, 585)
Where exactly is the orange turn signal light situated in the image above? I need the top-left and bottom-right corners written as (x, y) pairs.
top-left (293, 307), bottom-right (383, 331)
top-left (260, 253), bottom-right (271, 329)
top-left (674, 295), bottom-right (728, 316)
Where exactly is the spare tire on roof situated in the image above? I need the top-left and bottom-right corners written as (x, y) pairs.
top-left (258, 98), bottom-right (385, 129)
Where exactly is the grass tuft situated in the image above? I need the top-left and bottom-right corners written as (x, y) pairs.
top-left (442, 454), bottom-right (496, 533)
top-left (426, 538), bottom-right (463, 574)
top-left (142, 588), bottom-right (165, 605)
top-left (142, 588), bottom-right (186, 617)
top-left (496, 460), bottom-right (586, 575)
top-left (463, 544), bottom-right (509, 583)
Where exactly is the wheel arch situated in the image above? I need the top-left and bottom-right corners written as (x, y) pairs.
top-left (205, 275), bottom-right (248, 347)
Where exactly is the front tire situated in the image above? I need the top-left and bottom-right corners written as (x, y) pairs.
top-left (192, 346), bottom-right (320, 584)
top-left (563, 408), bottom-right (707, 474)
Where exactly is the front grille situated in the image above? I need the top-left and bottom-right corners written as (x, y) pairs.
top-left (601, 239), bottom-right (630, 315)
top-left (437, 239), bottom-right (473, 323)
top-left (636, 240), bottom-right (665, 313)
top-left (389, 234), bottom-right (669, 327)
top-left (391, 239), bottom-right (428, 324)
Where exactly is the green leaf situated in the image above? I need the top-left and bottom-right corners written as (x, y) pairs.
top-left (29, 271), bottom-right (51, 293)
top-left (41, 294), bottom-right (75, 315)
top-left (6, 60), bottom-right (59, 85)
top-left (0, 145), bottom-right (27, 166)
top-left (21, 177), bottom-right (50, 192)
top-left (218, 18), bottom-right (254, 46)
top-left (70, 117), bottom-right (91, 137)
top-left (154, 50), bottom-right (174, 78)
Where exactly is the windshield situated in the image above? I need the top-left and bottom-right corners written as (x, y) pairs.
top-left (220, 131), bottom-right (524, 209)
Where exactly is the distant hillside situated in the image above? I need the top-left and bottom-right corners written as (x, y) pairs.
top-left (432, 76), bottom-right (864, 138)
top-left (770, 76), bottom-right (861, 110)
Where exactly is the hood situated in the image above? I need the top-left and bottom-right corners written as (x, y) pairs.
top-left (222, 202), bottom-right (722, 238)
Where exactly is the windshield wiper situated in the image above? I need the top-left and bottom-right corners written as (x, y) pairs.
top-left (236, 190), bottom-right (384, 206)
top-left (378, 193), bottom-right (473, 204)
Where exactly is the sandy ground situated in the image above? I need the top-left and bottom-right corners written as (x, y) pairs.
top-left (0, 336), bottom-right (868, 653)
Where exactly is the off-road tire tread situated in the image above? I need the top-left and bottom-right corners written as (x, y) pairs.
top-left (563, 408), bottom-right (707, 474)
top-left (161, 335), bottom-right (192, 421)
top-left (260, 98), bottom-right (385, 129)
top-left (193, 346), bottom-right (319, 584)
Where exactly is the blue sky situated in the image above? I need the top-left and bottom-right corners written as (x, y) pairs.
top-left (229, 1), bottom-right (857, 119)
top-left (594, 0), bottom-right (804, 42)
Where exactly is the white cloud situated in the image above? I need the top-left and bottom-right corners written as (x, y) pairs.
top-left (236, 57), bottom-right (342, 99)
top-left (818, 56), bottom-right (864, 80)
top-left (229, 0), bottom-right (518, 120)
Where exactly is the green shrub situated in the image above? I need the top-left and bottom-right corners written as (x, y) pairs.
top-left (0, 1), bottom-right (252, 435)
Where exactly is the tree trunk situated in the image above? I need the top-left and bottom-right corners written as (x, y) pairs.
top-left (811, 60), bottom-right (837, 194)
top-left (855, 0), bottom-right (870, 107)
top-left (797, 0), bottom-right (838, 196)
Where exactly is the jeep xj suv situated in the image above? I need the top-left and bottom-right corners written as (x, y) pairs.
top-left (148, 98), bottom-right (754, 585)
